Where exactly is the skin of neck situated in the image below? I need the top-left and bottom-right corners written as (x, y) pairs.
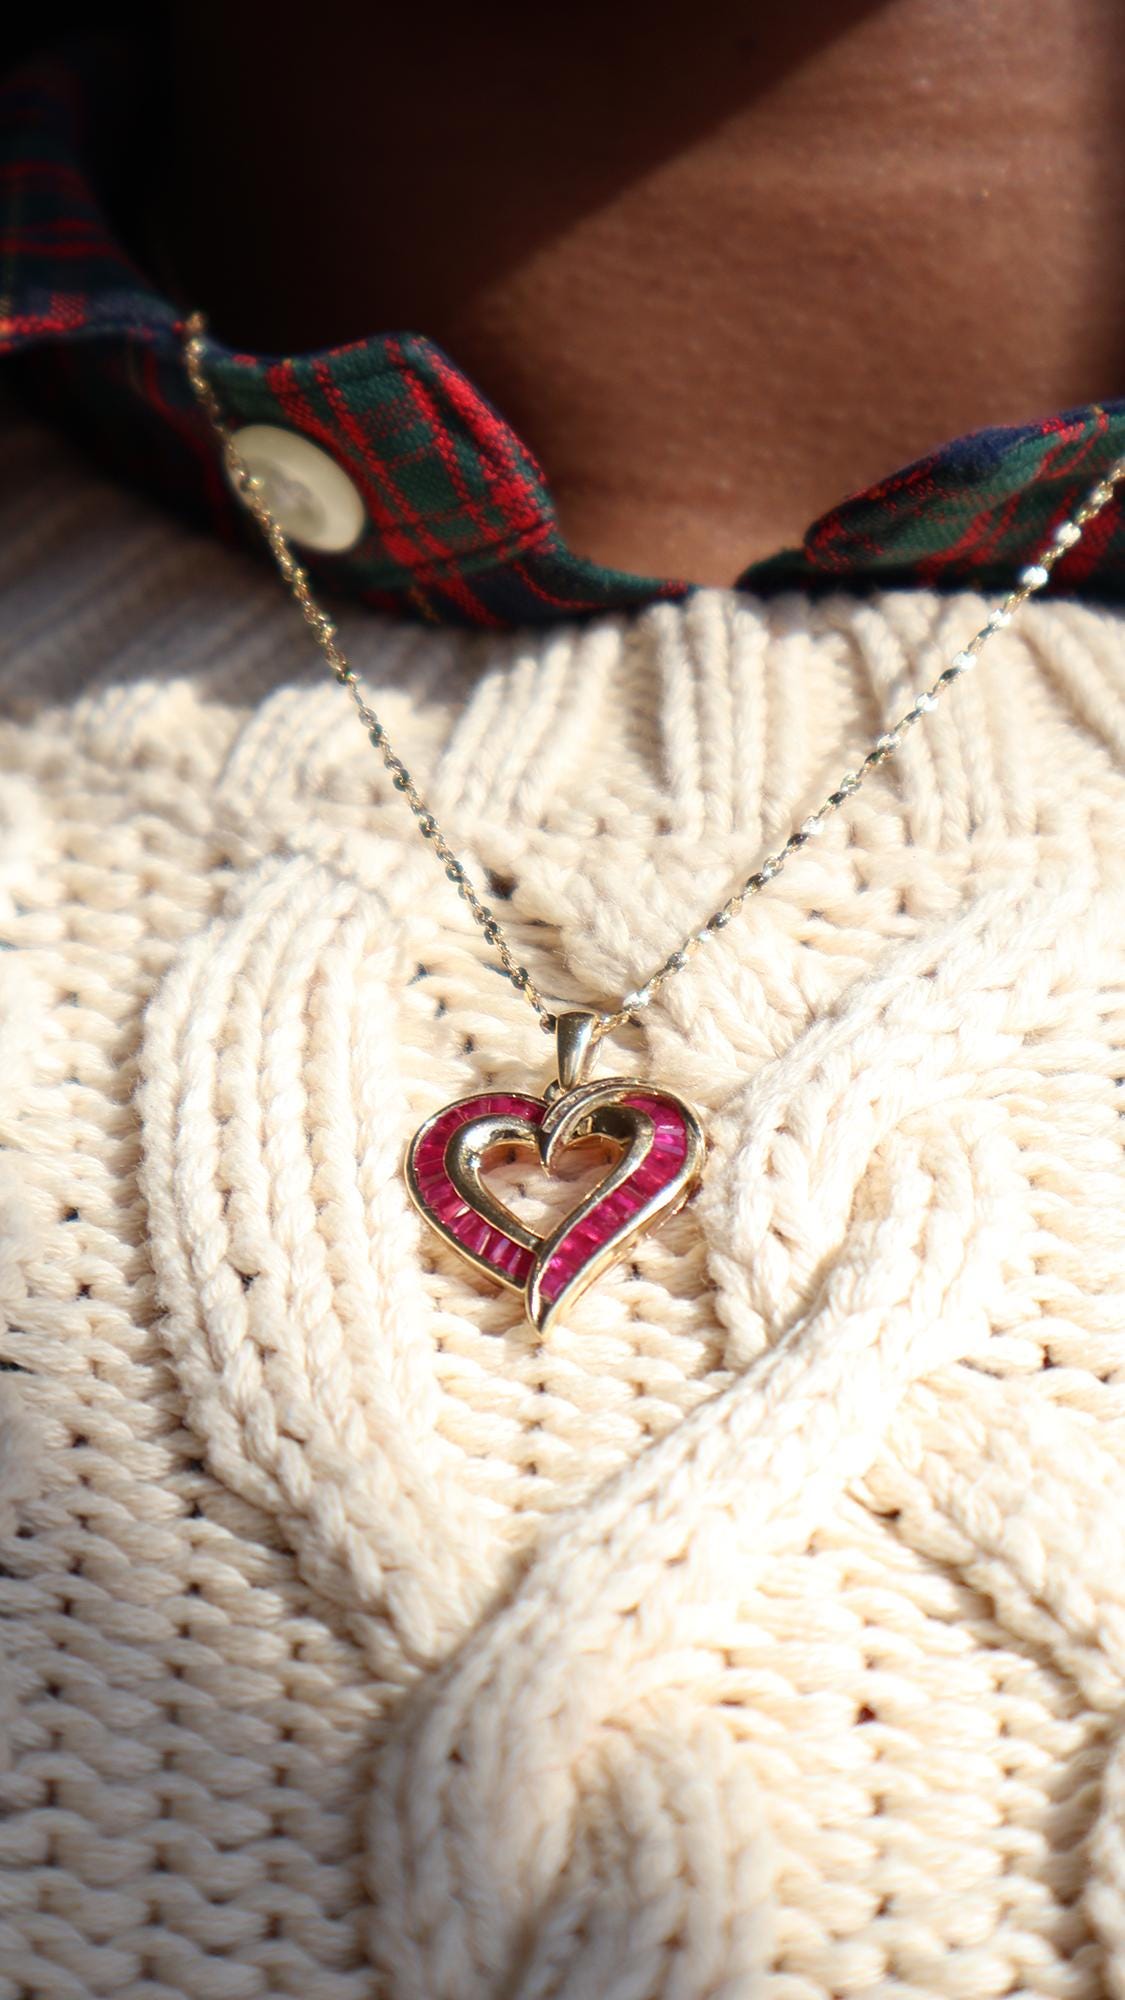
top-left (164, 0), bottom-right (1125, 586)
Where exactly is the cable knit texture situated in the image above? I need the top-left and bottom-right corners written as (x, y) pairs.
top-left (2, 401), bottom-right (1125, 1999)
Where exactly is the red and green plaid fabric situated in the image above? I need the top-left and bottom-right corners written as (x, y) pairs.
top-left (4, 41), bottom-right (1125, 630)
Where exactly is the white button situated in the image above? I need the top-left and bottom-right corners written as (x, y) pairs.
top-left (227, 424), bottom-right (366, 553)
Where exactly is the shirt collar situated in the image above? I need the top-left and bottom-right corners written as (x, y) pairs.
top-left (4, 37), bottom-right (1125, 631)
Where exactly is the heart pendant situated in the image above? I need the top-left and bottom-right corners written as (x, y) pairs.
top-left (405, 1014), bottom-right (704, 1332)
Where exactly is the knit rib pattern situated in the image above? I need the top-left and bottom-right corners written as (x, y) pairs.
top-left (2, 409), bottom-right (1125, 1998)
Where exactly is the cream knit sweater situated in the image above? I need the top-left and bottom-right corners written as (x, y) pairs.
top-left (3, 398), bottom-right (1125, 2000)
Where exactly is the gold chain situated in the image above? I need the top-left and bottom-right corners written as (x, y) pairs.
top-left (184, 312), bottom-right (1125, 1043)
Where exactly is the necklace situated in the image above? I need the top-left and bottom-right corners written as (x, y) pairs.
top-left (184, 314), bottom-right (1124, 1332)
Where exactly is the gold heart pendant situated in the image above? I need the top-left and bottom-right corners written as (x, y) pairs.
top-left (405, 1015), bottom-right (704, 1332)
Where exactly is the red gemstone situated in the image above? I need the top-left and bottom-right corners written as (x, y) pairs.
top-left (543, 1253), bottom-right (578, 1288)
top-left (496, 1094), bottom-right (540, 1121)
top-left (569, 1215), bottom-right (603, 1244)
top-left (498, 1238), bottom-right (532, 1279)
top-left (433, 1189), bottom-right (466, 1221)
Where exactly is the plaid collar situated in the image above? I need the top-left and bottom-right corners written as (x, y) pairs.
top-left (4, 42), bottom-right (1125, 630)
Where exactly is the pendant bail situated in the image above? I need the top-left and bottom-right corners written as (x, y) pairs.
top-left (554, 1010), bottom-right (599, 1094)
